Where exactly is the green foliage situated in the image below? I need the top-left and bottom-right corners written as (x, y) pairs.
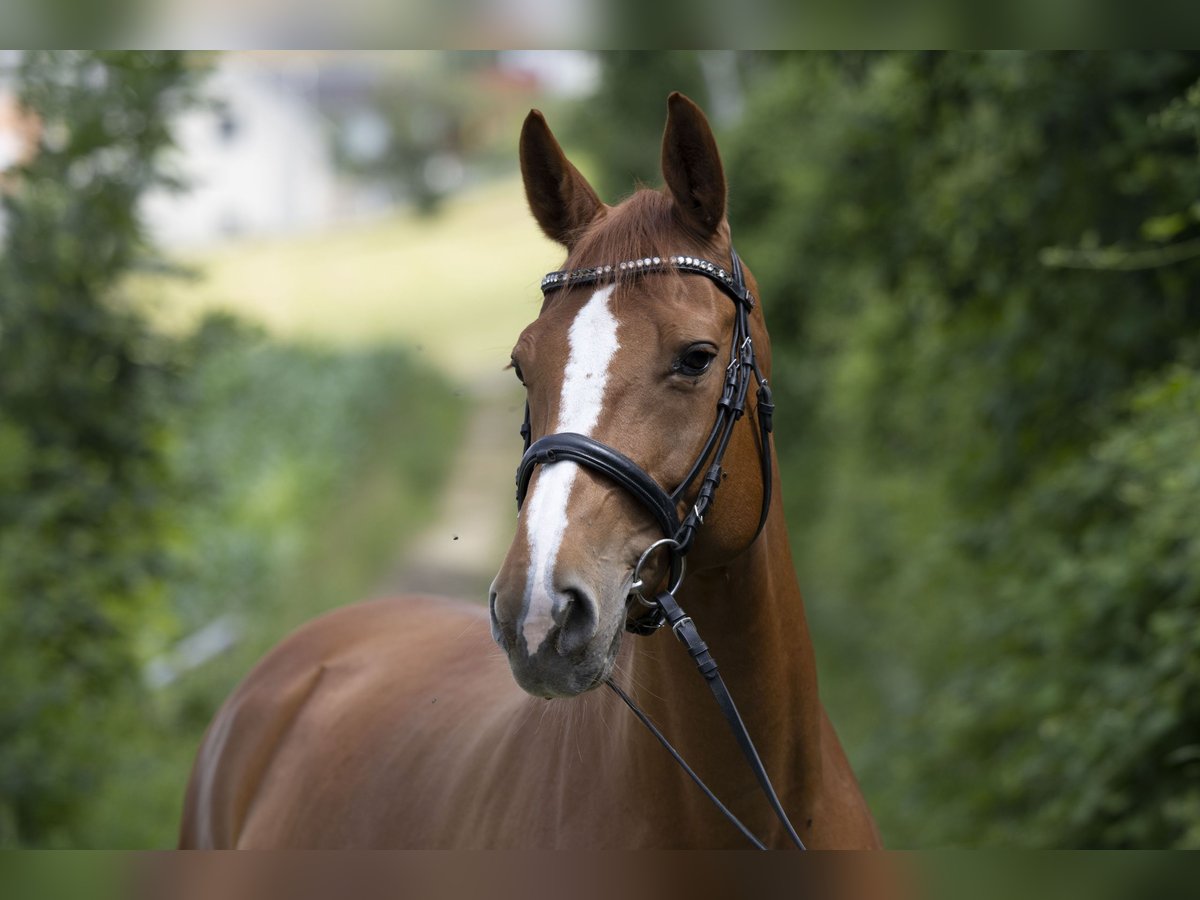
top-left (0, 51), bottom-right (202, 845)
top-left (718, 52), bottom-right (1200, 847)
top-left (563, 52), bottom-right (709, 200)
top-left (167, 316), bottom-right (459, 638)
top-left (727, 52), bottom-right (1200, 496)
top-left (0, 52), bottom-right (465, 848)
top-left (583, 51), bottom-right (1200, 847)
top-left (925, 363), bottom-right (1200, 848)
top-left (75, 319), bottom-right (463, 848)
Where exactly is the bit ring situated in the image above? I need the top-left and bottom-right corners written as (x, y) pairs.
top-left (629, 537), bottom-right (685, 605)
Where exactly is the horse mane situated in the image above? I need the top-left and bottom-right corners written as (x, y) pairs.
top-left (564, 188), bottom-right (691, 272)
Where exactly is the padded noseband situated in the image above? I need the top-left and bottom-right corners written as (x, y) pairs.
top-left (516, 432), bottom-right (679, 538)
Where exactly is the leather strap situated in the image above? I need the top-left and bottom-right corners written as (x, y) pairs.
top-left (541, 253), bottom-right (755, 309)
top-left (606, 679), bottom-right (768, 849)
top-left (516, 432), bottom-right (680, 538)
top-left (517, 246), bottom-right (804, 850)
top-left (613, 589), bottom-right (808, 851)
top-left (518, 247), bottom-right (775, 635)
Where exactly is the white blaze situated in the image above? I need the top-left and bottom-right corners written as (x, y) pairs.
top-left (520, 284), bottom-right (619, 652)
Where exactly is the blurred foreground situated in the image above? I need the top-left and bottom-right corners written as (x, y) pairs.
top-left (5, 850), bottom-right (1200, 900)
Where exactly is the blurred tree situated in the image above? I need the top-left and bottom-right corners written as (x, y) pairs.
top-left (335, 76), bottom-right (468, 216)
top-left (562, 51), bottom-right (710, 201)
top-left (0, 51), bottom-right (203, 845)
top-left (714, 51), bottom-right (1200, 847)
top-left (932, 360), bottom-right (1200, 847)
top-left (329, 55), bottom-right (524, 217)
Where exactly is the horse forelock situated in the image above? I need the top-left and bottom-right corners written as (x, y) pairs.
top-left (564, 189), bottom-right (726, 278)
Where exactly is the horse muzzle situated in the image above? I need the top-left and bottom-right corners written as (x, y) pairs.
top-left (489, 574), bottom-right (623, 698)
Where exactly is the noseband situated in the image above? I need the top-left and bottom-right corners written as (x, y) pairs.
top-left (514, 248), bottom-right (775, 633)
top-left (510, 246), bottom-right (808, 850)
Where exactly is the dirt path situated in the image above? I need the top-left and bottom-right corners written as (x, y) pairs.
top-left (382, 372), bottom-right (524, 604)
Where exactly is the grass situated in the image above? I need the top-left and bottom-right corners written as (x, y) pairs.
top-left (138, 177), bottom-right (563, 377)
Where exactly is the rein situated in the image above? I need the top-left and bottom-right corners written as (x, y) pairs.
top-left (513, 248), bottom-right (806, 851)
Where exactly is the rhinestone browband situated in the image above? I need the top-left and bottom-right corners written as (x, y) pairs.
top-left (540, 254), bottom-right (753, 308)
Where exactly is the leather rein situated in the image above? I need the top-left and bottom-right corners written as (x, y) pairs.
top-left (513, 248), bottom-right (807, 850)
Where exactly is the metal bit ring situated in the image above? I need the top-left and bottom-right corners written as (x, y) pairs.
top-left (629, 537), bottom-right (686, 606)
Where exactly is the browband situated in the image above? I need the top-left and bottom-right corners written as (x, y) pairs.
top-left (540, 254), bottom-right (755, 309)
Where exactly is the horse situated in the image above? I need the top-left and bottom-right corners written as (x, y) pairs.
top-left (178, 92), bottom-right (881, 850)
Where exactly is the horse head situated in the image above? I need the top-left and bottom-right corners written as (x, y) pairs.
top-left (489, 93), bottom-right (773, 699)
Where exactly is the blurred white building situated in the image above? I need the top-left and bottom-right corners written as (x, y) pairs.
top-left (142, 51), bottom-right (597, 249)
top-left (3, 52), bottom-right (599, 250)
top-left (142, 53), bottom-right (353, 248)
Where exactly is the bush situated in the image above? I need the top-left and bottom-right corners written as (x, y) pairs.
top-left (0, 51), bottom-right (465, 848)
top-left (719, 52), bottom-right (1200, 847)
top-left (0, 51), bottom-right (203, 845)
top-left (72, 316), bottom-right (464, 848)
top-left (570, 50), bottom-right (1200, 846)
top-left (911, 362), bottom-right (1200, 847)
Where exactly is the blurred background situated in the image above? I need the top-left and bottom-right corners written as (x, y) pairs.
top-left (0, 51), bottom-right (1198, 850)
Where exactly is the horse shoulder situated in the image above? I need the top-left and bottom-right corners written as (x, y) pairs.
top-left (178, 595), bottom-right (501, 848)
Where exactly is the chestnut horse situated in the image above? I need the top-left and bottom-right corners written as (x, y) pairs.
top-left (179, 93), bottom-right (880, 849)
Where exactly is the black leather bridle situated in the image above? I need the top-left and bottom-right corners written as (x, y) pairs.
top-left (515, 249), bottom-right (775, 634)
top-left (511, 247), bottom-right (808, 850)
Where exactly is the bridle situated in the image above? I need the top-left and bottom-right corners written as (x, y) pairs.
top-left (512, 247), bottom-right (808, 850)
top-left (516, 249), bottom-right (774, 633)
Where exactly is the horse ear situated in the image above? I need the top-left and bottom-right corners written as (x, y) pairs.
top-left (519, 109), bottom-right (604, 247)
top-left (661, 92), bottom-right (727, 237)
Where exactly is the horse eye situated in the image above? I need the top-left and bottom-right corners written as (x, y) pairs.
top-left (675, 346), bottom-right (717, 377)
top-left (510, 359), bottom-right (525, 385)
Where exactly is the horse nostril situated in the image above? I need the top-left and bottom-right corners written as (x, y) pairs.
top-left (489, 589), bottom-right (511, 652)
top-left (555, 587), bottom-right (598, 656)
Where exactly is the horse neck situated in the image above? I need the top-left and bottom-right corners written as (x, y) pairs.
top-left (618, 493), bottom-right (825, 844)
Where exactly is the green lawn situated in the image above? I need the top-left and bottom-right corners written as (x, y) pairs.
top-left (141, 178), bottom-right (562, 377)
